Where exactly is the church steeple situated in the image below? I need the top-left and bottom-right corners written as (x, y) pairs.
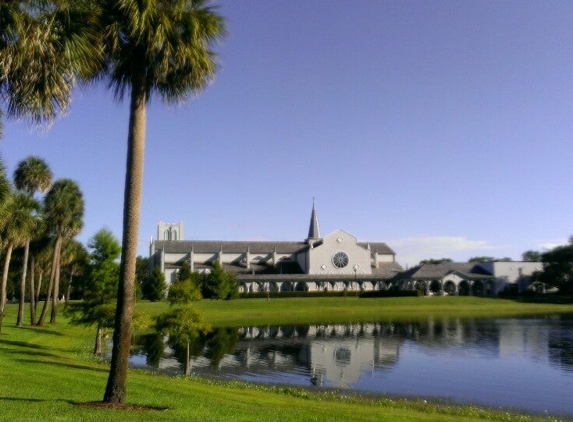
top-left (306, 199), bottom-right (321, 243)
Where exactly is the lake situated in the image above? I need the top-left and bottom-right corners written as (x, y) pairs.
top-left (129, 314), bottom-right (573, 417)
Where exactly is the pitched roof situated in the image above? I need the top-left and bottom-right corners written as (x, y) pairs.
top-left (399, 262), bottom-right (493, 279)
top-left (153, 240), bottom-right (308, 255)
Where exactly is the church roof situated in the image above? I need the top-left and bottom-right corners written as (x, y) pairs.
top-left (399, 262), bottom-right (493, 279)
top-left (154, 240), bottom-right (308, 254)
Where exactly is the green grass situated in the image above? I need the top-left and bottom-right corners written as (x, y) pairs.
top-left (0, 297), bottom-right (571, 421)
top-left (138, 295), bottom-right (573, 327)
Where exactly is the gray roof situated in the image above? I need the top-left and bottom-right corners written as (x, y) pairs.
top-left (153, 239), bottom-right (396, 256)
top-left (154, 240), bottom-right (308, 255)
top-left (399, 262), bottom-right (493, 279)
top-left (358, 242), bottom-right (396, 255)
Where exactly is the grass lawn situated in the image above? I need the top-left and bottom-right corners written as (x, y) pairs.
top-left (0, 297), bottom-right (571, 421)
top-left (138, 295), bottom-right (573, 327)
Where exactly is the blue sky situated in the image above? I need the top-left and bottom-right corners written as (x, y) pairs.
top-left (2, 1), bottom-right (573, 267)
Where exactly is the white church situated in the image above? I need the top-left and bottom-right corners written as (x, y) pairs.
top-left (149, 203), bottom-right (403, 293)
top-left (149, 203), bottom-right (542, 296)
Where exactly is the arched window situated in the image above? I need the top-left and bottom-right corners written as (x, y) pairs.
top-left (164, 229), bottom-right (171, 240)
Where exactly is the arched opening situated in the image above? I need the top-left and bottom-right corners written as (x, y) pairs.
top-left (430, 280), bottom-right (442, 294)
top-left (281, 282), bottom-right (293, 292)
top-left (458, 280), bottom-right (470, 296)
top-left (295, 282), bottom-right (308, 292)
top-left (472, 280), bottom-right (485, 296)
top-left (444, 281), bottom-right (456, 295)
top-left (269, 282), bottom-right (279, 292)
top-left (414, 280), bottom-right (427, 295)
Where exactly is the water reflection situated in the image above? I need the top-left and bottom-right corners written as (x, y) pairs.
top-left (129, 314), bottom-right (573, 416)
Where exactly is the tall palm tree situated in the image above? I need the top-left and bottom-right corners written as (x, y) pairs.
top-left (14, 156), bottom-right (52, 326)
top-left (0, 191), bottom-right (41, 333)
top-left (37, 179), bottom-right (84, 326)
top-left (95, 1), bottom-right (226, 403)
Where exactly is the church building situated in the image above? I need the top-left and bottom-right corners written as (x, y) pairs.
top-left (149, 203), bottom-right (403, 293)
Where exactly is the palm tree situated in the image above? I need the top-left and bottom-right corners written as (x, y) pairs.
top-left (59, 238), bottom-right (88, 301)
top-left (95, 1), bottom-right (226, 403)
top-left (30, 236), bottom-right (54, 324)
top-left (37, 179), bottom-right (84, 326)
top-left (0, 1), bottom-right (101, 124)
top-left (14, 156), bottom-right (52, 326)
top-left (0, 191), bottom-right (41, 333)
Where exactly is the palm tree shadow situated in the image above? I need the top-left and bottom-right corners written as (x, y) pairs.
top-left (0, 339), bottom-right (52, 350)
top-left (17, 326), bottom-right (65, 336)
top-left (0, 396), bottom-right (46, 403)
top-left (16, 358), bottom-right (109, 373)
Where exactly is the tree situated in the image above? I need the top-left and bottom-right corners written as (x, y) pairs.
top-left (419, 258), bottom-right (453, 265)
top-left (66, 228), bottom-right (120, 356)
top-left (59, 239), bottom-right (89, 301)
top-left (13, 156), bottom-right (53, 326)
top-left (95, 2), bottom-right (226, 403)
top-left (537, 239), bottom-right (573, 295)
top-left (522, 250), bottom-right (542, 262)
top-left (37, 179), bottom-right (84, 326)
top-left (168, 262), bottom-right (202, 305)
top-left (141, 266), bottom-right (167, 302)
top-left (153, 306), bottom-right (210, 376)
top-left (2, 1), bottom-right (225, 402)
top-left (0, 191), bottom-right (40, 333)
top-left (203, 261), bottom-right (238, 300)
top-left (0, 2), bottom-right (100, 124)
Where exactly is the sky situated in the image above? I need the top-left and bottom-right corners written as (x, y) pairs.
top-left (2, 1), bottom-right (573, 268)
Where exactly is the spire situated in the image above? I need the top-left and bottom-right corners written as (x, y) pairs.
top-left (306, 198), bottom-right (321, 242)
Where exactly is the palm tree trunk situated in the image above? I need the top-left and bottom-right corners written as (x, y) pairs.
top-left (37, 236), bottom-right (62, 326)
top-left (50, 246), bottom-right (62, 324)
top-left (184, 342), bottom-right (190, 376)
top-left (35, 269), bottom-right (43, 315)
top-left (0, 243), bottom-right (14, 334)
top-left (104, 60), bottom-right (147, 404)
top-left (94, 324), bottom-right (103, 356)
top-left (66, 273), bottom-right (73, 302)
top-left (30, 255), bottom-right (36, 325)
top-left (17, 241), bottom-right (30, 326)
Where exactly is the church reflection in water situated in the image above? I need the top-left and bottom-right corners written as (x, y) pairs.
top-left (131, 314), bottom-right (573, 390)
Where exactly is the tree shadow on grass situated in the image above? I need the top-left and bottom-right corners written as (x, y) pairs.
top-left (495, 294), bottom-right (573, 305)
top-left (17, 326), bottom-right (65, 336)
top-left (16, 358), bottom-right (109, 373)
top-left (0, 396), bottom-right (169, 412)
top-left (0, 339), bottom-right (52, 350)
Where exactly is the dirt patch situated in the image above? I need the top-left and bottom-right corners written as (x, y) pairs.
top-left (73, 401), bottom-right (169, 411)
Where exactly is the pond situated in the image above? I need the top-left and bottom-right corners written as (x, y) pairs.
top-left (127, 314), bottom-right (573, 417)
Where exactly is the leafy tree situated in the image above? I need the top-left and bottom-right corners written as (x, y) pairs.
top-left (141, 266), bottom-right (167, 302)
top-left (134, 256), bottom-right (149, 300)
top-left (66, 228), bottom-right (120, 356)
top-left (537, 240), bottom-right (573, 295)
top-left (154, 306), bottom-right (210, 376)
top-left (0, 191), bottom-right (40, 333)
top-left (37, 179), bottom-right (84, 326)
top-left (468, 256), bottom-right (496, 263)
top-left (522, 250), bottom-right (542, 262)
top-left (13, 156), bottom-right (52, 326)
top-left (203, 261), bottom-right (238, 300)
top-left (168, 278), bottom-right (203, 305)
top-left (168, 262), bottom-right (203, 305)
top-left (419, 258), bottom-right (453, 265)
